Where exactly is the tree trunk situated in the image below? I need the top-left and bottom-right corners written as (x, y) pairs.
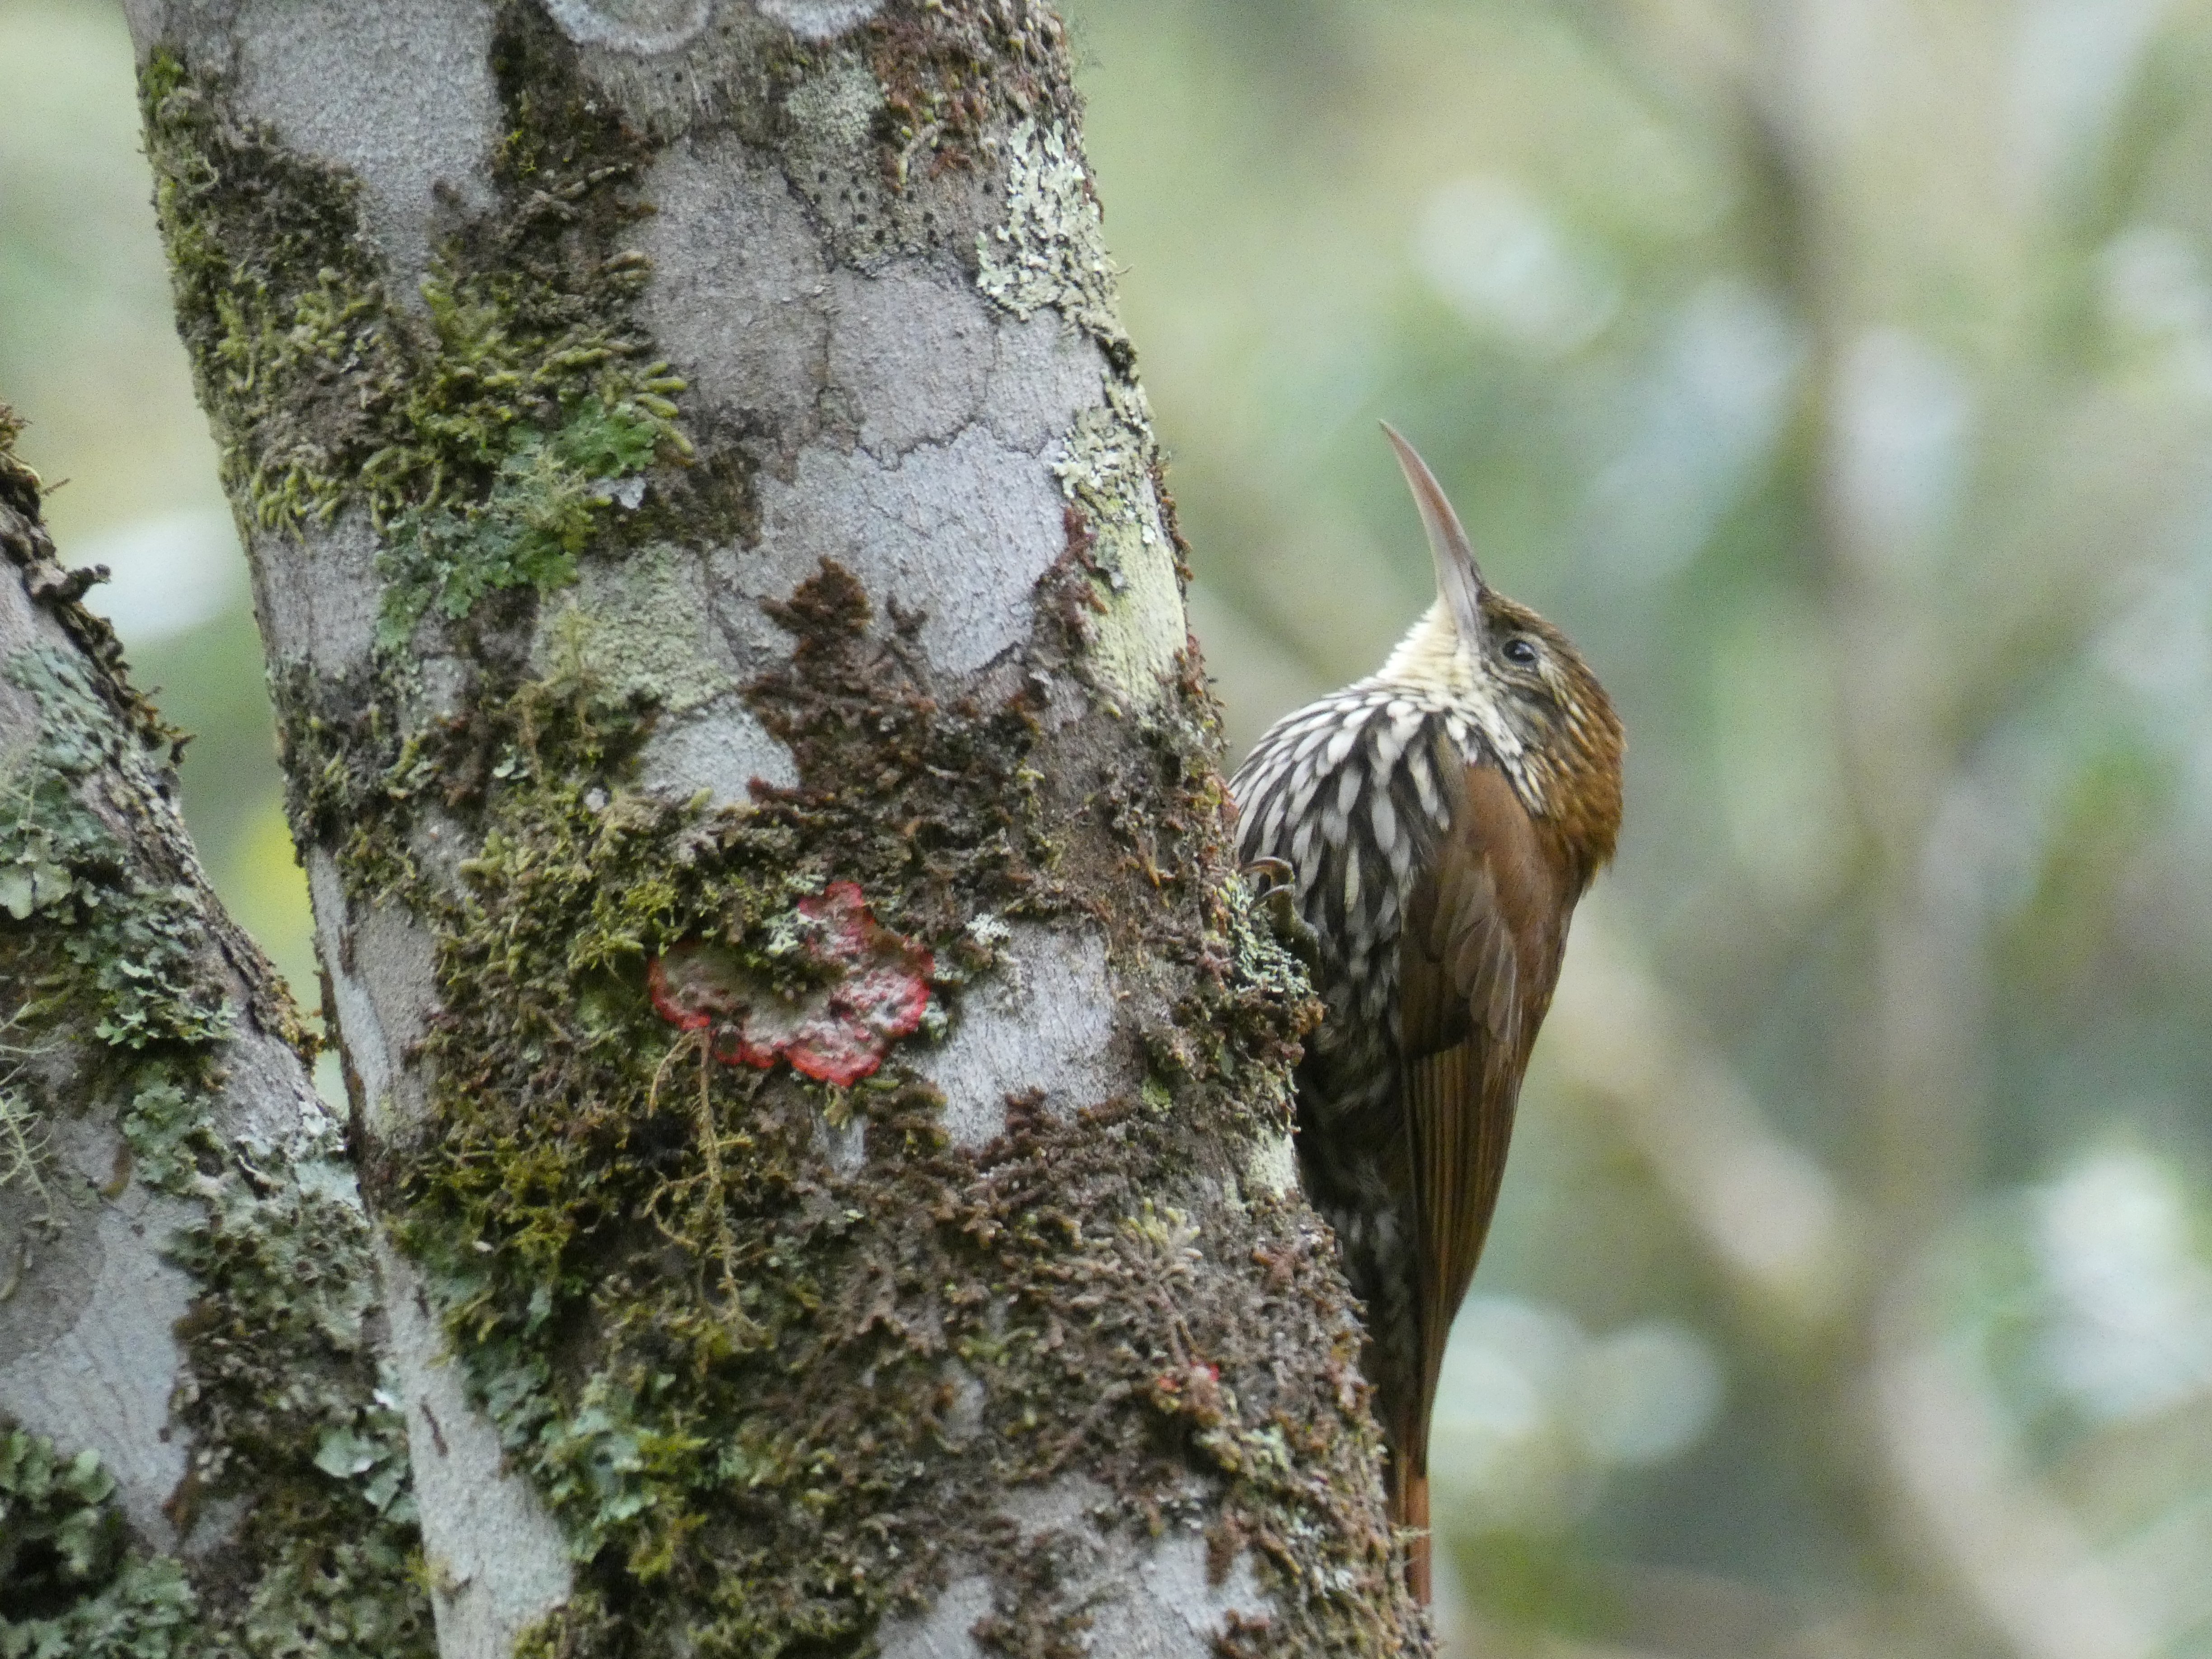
top-left (118, 3), bottom-right (1425, 1654)
top-left (0, 413), bottom-right (436, 1652)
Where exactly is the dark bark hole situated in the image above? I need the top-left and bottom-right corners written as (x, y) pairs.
top-left (0, 1535), bottom-right (109, 1623)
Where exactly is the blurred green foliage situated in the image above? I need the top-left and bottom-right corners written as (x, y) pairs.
top-left (8, 0), bottom-right (2212, 1653)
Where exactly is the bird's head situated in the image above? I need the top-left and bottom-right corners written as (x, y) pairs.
top-left (1375, 423), bottom-right (1624, 870)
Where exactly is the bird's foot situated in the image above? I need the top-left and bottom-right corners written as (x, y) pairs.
top-left (1242, 857), bottom-right (1322, 976)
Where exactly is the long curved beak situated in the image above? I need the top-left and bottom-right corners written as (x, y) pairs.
top-left (1381, 422), bottom-right (1487, 641)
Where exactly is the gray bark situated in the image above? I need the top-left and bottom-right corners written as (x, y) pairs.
top-left (117, 3), bottom-right (1425, 1655)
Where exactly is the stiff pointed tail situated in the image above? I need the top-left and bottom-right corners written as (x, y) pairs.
top-left (1389, 1453), bottom-right (1433, 1605)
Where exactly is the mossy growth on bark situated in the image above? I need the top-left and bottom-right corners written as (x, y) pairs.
top-left (130, 2), bottom-right (1420, 1650)
top-left (281, 546), bottom-right (1411, 1654)
top-left (138, 20), bottom-right (716, 652)
top-left (0, 432), bottom-right (434, 1657)
top-left (862, 0), bottom-right (1080, 187)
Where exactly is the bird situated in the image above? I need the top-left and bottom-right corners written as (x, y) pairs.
top-left (1229, 424), bottom-right (1623, 1604)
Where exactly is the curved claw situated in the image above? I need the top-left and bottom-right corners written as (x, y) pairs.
top-left (1242, 857), bottom-right (1321, 977)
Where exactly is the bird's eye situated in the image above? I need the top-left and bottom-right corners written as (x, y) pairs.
top-left (1502, 637), bottom-right (1538, 667)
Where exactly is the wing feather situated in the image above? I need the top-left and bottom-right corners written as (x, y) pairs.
top-left (1395, 758), bottom-right (1570, 1478)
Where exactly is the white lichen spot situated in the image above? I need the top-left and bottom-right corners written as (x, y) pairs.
top-left (539, 0), bottom-right (712, 53)
top-left (234, 0), bottom-right (497, 305)
top-left (537, 550), bottom-right (736, 715)
top-left (1244, 1130), bottom-right (1300, 1200)
top-left (786, 53), bottom-right (883, 150)
top-left (641, 136), bottom-right (830, 439)
top-left (995, 1475), bottom-right (1278, 1653)
top-left (975, 120), bottom-right (1129, 355)
top-left (637, 702), bottom-right (799, 810)
top-left (757, 0), bottom-right (886, 42)
top-left (828, 264), bottom-right (996, 457)
top-left (755, 428), bottom-right (1066, 675)
top-left (963, 912), bottom-right (1012, 953)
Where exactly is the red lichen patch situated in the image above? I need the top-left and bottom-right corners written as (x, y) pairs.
top-left (647, 883), bottom-right (933, 1086)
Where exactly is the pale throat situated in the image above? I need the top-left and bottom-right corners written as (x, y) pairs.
top-left (1370, 601), bottom-right (1547, 812)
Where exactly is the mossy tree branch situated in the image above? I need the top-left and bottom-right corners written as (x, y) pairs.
top-left (0, 411), bottom-right (436, 1655)
top-left (119, 2), bottom-right (1426, 1654)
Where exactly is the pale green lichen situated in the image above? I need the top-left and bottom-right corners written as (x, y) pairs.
top-left (976, 117), bottom-right (1129, 356)
top-left (0, 632), bottom-right (430, 1653)
top-left (532, 548), bottom-right (735, 716)
top-left (1052, 377), bottom-right (1159, 581)
top-left (974, 118), bottom-right (1183, 708)
top-left (0, 648), bottom-right (230, 1051)
top-left (141, 1085), bottom-right (429, 1659)
top-left (785, 53), bottom-right (883, 153)
top-left (1052, 379), bottom-right (1184, 708)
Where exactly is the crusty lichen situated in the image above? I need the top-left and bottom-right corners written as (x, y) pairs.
top-left (973, 115), bottom-right (1186, 711)
top-left (1050, 384), bottom-right (1186, 711)
top-left (535, 553), bottom-right (736, 718)
top-left (976, 117), bottom-right (1129, 360)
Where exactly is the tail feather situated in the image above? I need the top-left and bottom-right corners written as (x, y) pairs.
top-left (1388, 1449), bottom-right (1433, 1605)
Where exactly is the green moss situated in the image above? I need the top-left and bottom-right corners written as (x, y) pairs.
top-left (375, 388), bottom-right (677, 649)
top-left (326, 553), bottom-right (1405, 1655)
top-left (139, 28), bottom-right (695, 650)
top-left (125, 7), bottom-right (1414, 1647)
top-left (361, 573), bottom-right (1047, 1649)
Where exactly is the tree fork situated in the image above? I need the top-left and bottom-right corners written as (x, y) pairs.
top-left (121, 1), bottom-right (1426, 1653)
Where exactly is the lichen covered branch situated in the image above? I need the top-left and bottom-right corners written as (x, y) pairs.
top-left (0, 408), bottom-right (434, 1656)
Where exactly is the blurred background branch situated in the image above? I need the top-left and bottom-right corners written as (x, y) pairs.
top-left (8, 0), bottom-right (2212, 1653)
